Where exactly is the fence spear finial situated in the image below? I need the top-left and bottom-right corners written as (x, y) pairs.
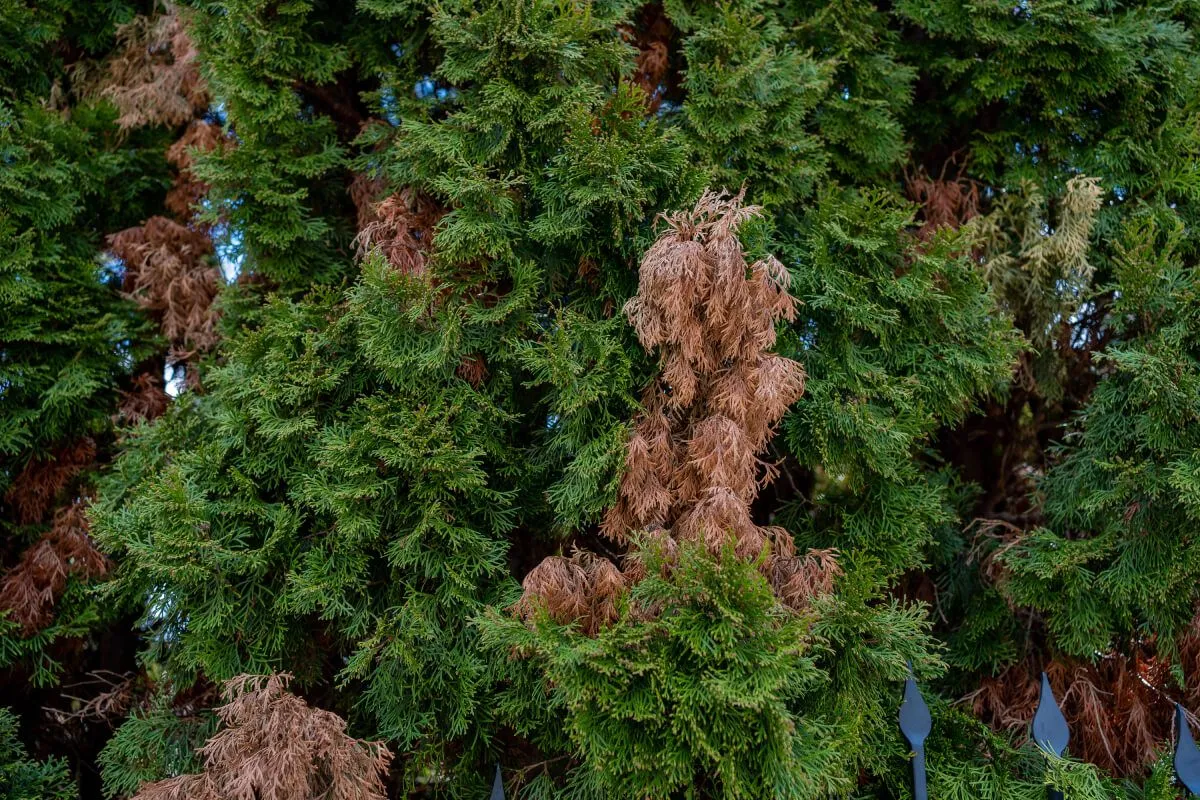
top-left (1176, 704), bottom-right (1200, 795)
top-left (1033, 672), bottom-right (1069, 800)
top-left (899, 661), bottom-right (931, 800)
top-left (490, 763), bottom-right (505, 800)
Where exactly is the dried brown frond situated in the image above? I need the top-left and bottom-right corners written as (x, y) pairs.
top-left (517, 556), bottom-right (589, 626)
top-left (109, 216), bottom-right (220, 361)
top-left (100, 5), bottom-right (208, 130)
top-left (457, 353), bottom-right (488, 387)
top-left (772, 547), bottom-right (842, 610)
top-left (620, 3), bottom-right (676, 113)
top-left (4, 439), bottom-right (97, 525)
top-left (0, 500), bottom-right (109, 635)
top-left (516, 551), bottom-right (626, 636)
top-left (608, 190), bottom-right (805, 542)
top-left (166, 119), bottom-right (222, 172)
top-left (46, 671), bottom-right (137, 725)
top-left (524, 189), bottom-right (829, 633)
top-left (353, 188), bottom-right (444, 276)
top-left (132, 673), bottom-right (392, 800)
top-left (968, 654), bottom-right (1179, 777)
top-left (349, 172), bottom-right (387, 231)
top-left (164, 119), bottom-right (225, 218)
top-left (905, 164), bottom-right (980, 240)
top-left (964, 516), bottom-right (1029, 590)
top-left (118, 372), bottom-right (172, 424)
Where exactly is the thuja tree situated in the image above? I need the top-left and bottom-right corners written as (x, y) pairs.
top-left (0, 0), bottom-right (225, 794)
top-left (5, 0), bottom-right (1200, 799)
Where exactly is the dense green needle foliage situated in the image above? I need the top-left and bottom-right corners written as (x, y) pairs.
top-left (5, 0), bottom-right (1200, 798)
top-left (0, 708), bottom-right (74, 800)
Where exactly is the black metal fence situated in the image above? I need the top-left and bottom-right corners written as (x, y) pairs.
top-left (900, 669), bottom-right (1200, 800)
top-left (485, 671), bottom-right (1200, 800)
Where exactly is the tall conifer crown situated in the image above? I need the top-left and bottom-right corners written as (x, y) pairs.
top-left (3, 1), bottom-right (1200, 798)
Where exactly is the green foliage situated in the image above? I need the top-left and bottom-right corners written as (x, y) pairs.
top-left (92, 270), bottom-right (520, 783)
top-left (790, 0), bottom-right (914, 180)
top-left (894, 0), bottom-right (1200, 190)
top-left (0, 0), bottom-right (136, 97)
top-left (484, 541), bottom-right (832, 800)
top-left (96, 693), bottom-right (216, 800)
top-left (0, 2), bottom-right (173, 712)
top-left (787, 189), bottom-right (1018, 479)
top-left (673, 2), bottom-right (832, 206)
top-left (0, 99), bottom-right (159, 472)
top-left (186, 0), bottom-right (358, 288)
top-left (513, 310), bottom-right (639, 532)
top-left (1000, 211), bottom-right (1200, 657)
top-left (780, 188), bottom-right (1020, 574)
top-left (0, 708), bottom-right (74, 800)
top-left (484, 541), bottom-right (948, 800)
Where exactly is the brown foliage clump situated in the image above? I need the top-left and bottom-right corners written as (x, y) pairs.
top-left (109, 216), bottom-right (221, 362)
top-left (353, 187), bottom-right (444, 276)
top-left (78, 6), bottom-right (224, 375)
top-left (609, 190), bottom-right (806, 544)
top-left (621, 3), bottom-right (675, 113)
top-left (100, 5), bottom-right (208, 130)
top-left (519, 190), bottom-right (837, 630)
top-left (0, 501), bottom-right (109, 635)
top-left (4, 438), bottom-right (97, 526)
top-left (457, 353), bottom-right (489, 387)
top-left (165, 119), bottom-right (225, 218)
top-left (968, 654), bottom-right (1185, 776)
top-left (132, 673), bottom-right (392, 800)
top-left (118, 372), bottom-right (172, 424)
top-left (348, 171), bottom-right (386, 231)
top-left (516, 550), bottom-right (627, 635)
top-left (904, 164), bottom-right (980, 240)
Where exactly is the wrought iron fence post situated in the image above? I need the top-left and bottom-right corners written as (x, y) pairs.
top-left (1032, 672), bottom-right (1069, 800)
top-left (899, 663), bottom-right (931, 800)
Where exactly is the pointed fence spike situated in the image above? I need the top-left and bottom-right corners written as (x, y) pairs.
top-left (490, 763), bottom-right (505, 800)
top-left (1032, 672), bottom-right (1069, 800)
top-left (899, 673), bottom-right (932, 748)
top-left (899, 668), bottom-right (931, 800)
top-left (1032, 672), bottom-right (1070, 758)
top-left (1177, 704), bottom-right (1200, 796)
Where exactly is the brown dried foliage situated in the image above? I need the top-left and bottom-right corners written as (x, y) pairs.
top-left (119, 372), bottom-right (172, 424)
top-left (354, 186), bottom-right (444, 276)
top-left (516, 551), bottom-right (627, 635)
top-left (109, 216), bottom-right (220, 362)
top-left (904, 165), bottom-right (980, 240)
top-left (348, 171), bottom-right (385, 231)
top-left (133, 673), bottom-right (392, 800)
top-left (101, 5), bottom-right (208, 130)
top-left (621, 3), bottom-right (675, 113)
top-left (457, 353), bottom-right (489, 387)
top-left (48, 673), bottom-right (219, 732)
top-left (968, 654), bottom-right (1187, 776)
top-left (86, 7), bottom-right (224, 374)
top-left (0, 501), bottom-right (109, 635)
top-left (962, 519), bottom-right (1194, 776)
top-left (4, 438), bottom-right (97, 525)
top-left (165, 119), bottom-right (224, 218)
top-left (519, 191), bottom-right (838, 631)
top-left (974, 652), bottom-right (1190, 777)
top-left (610, 190), bottom-right (805, 536)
